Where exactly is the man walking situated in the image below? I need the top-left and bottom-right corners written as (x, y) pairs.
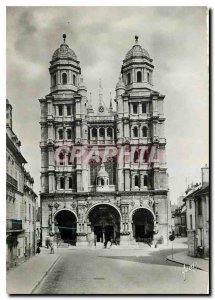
top-left (50, 242), bottom-right (54, 254)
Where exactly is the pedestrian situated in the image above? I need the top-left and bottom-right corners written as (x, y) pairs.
top-left (46, 236), bottom-right (50, 248)
top-left (36, 246), bottom-right (41, 255)
top-left (94, 234), bottom-right (97, 248)
top-left (50, 243), bottom-right (54, 254)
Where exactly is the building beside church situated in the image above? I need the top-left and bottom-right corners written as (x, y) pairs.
top-left (39, 34), bottom-right (170, 247)
top-left (6, 100), bottom-right (38, 269)
top-left (183, 165), bottom-right (209, 257)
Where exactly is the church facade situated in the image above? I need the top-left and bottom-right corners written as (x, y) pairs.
top-left (39, 34), bottom-right (170, 246)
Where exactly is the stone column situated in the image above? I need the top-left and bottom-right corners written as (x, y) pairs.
top-left (57, 70), bottom-right (60, 85)
top-left (138, 102), bottom-right (141, 115)
top-left (56, 176), bottom-right (60, 190)
top-left (124, 169), bottom-right (130, 191)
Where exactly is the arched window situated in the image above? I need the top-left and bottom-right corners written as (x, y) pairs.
top-left (142, 126), bottom-right (148, 137)
top-left (58, 129), bottom-right (63, 140)
top-left (134, 150), bottom-right (139, 163)
top-left (67, 105), bottom-right (71, 116)
top-left (107, 127), bottom-right (113, 138)
top-left (143, 148), bottom-right (150, 163)
top-left (99, 128), bottom-right (105, 138)
top-left (53, 74), bottom-right (57, 86)
top-left (58, 105), bottom-right (63, 116)
top-left (101, 178), bottom-right (105, 186)
top-left (73, 74), bottom-right (76, 85)
top-left (60, 177), bottom-right (65, 189)
top-left (67, 129), bottom-right (72, 140)
top-left (104, 158), bottom-right (116, 185)
top-left (147, 72), bottom-right (150, 83)
top-left (133, 126), bottom-right (138, 138)
top-left (92, 128), bottom-right (97, 138)
top-left (144, 175), bottom-right (148, 187)
top-left (133, 103), bottom-right (138, 114)
top-left (142, 103), bottom-right (146, 113)
top-left (127, 73), bottom-right (131, 85)
top-left (137, 71), bottom-right (142, 82)
top-left (62, 73), bottom-right (67, 84)
top-left (135, 175), bottom-right (139, 187)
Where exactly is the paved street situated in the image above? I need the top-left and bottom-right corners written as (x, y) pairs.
top-left (33, 242), bottom-right (208, 295)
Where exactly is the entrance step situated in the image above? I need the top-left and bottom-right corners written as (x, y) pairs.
top-left (57, 242), bottom-right (69, 248)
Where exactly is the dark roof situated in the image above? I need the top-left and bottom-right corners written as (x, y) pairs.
top-left (195, 184), bottom-right (209, 197)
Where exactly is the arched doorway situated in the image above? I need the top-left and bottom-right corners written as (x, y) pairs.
top-left (88, 204), bottom-right (121, 244)
top-left (132, 208), bottom-right (154, 243)
top-left (54, 210), bottom-right (77, 245)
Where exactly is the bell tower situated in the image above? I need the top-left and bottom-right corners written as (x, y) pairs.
top-left (115, 36), bottom-right (169, 244)
top-left (49, 34), bottom-right (81, 94)
top-left (121, 35), bottom-right (154, 91)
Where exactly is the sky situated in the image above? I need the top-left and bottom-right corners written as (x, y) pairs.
top-left (6, 6), bottom-right (209, 204)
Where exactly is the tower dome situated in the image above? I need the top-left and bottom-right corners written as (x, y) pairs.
top-left (121, 36), bottom-right (154, 90)
top-left (124, 36), bottom-right (151, 61)
top-left (49, 34), bottom-right (81, 93)
top-left (52, 34), bottom-right (78, 62)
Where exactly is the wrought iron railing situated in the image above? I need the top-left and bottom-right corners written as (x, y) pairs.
top-left (6, 219), bottom-right (22, 231)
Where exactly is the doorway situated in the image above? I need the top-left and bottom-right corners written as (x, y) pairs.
top-left (54, 210), bottom-right (77, 245)
top-left (132, 208), bottom-right (154, 243)
top-left (88, 204), bottom-right (120, 244)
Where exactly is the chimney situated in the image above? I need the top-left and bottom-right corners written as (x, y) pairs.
top-left (201, 164), bottom-right (209, 187)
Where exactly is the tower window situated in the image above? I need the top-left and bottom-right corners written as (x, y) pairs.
top-left (134, 150), bottom-right (139, 163)
top-left (59, 152), bottom-right (65, 165)
top-left (134, 175), bottom-right (139, 187)
top-left (99, 128), bottom-right (105, 138)
top-left (58, 129), bottom-right (63, 140)
top-left (68, 152), bottom-right (72, 165)
top-left (127, 73), bottom-right (131, 85)
top-left (53, 74), bottom-right (57, 86)
top-left (147, 72), bottom-right (150, 83)
top-left (59, 105), bottom-right (63, 116)
top-left (133, 126), bottom-right (138, 138)
top-left (137, 71), bottom-right (142, 82)
top-left (73, 74), bottom-right (76, 85)
top-left (67, 129), bottom-right (72, 140)
top-left (133, 103), bottom-right (138, 114)
top-left (144, 175), bottom-right (148, 187)
top-left (67, 105), bottom-right (71, 116)
top-left (60, 177), bottom-right (65, 189)
top-left (69, 177), bottom-right (73, 189)
top-left (142, 126), bottom-right (148, 137)
top-left (142, 103), bottom-right (146, 113)
top-left (62, 73), bottom-right (67, 85)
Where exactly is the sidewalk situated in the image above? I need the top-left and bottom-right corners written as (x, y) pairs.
top-left (7, 248), bottom-right (60, 294)
top-left (166, 251), bottom-right (209, 272)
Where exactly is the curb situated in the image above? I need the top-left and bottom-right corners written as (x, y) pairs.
top-left (166, 257), bottom-right (208, 272)
top-left (30, 255), bottom-right (61, 294)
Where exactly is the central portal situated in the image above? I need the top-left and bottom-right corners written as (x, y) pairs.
top-left (88, 204), bottom-right (120, 243)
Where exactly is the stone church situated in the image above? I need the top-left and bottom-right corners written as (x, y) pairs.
top-left (39, 34), bottom-right (170, 246)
